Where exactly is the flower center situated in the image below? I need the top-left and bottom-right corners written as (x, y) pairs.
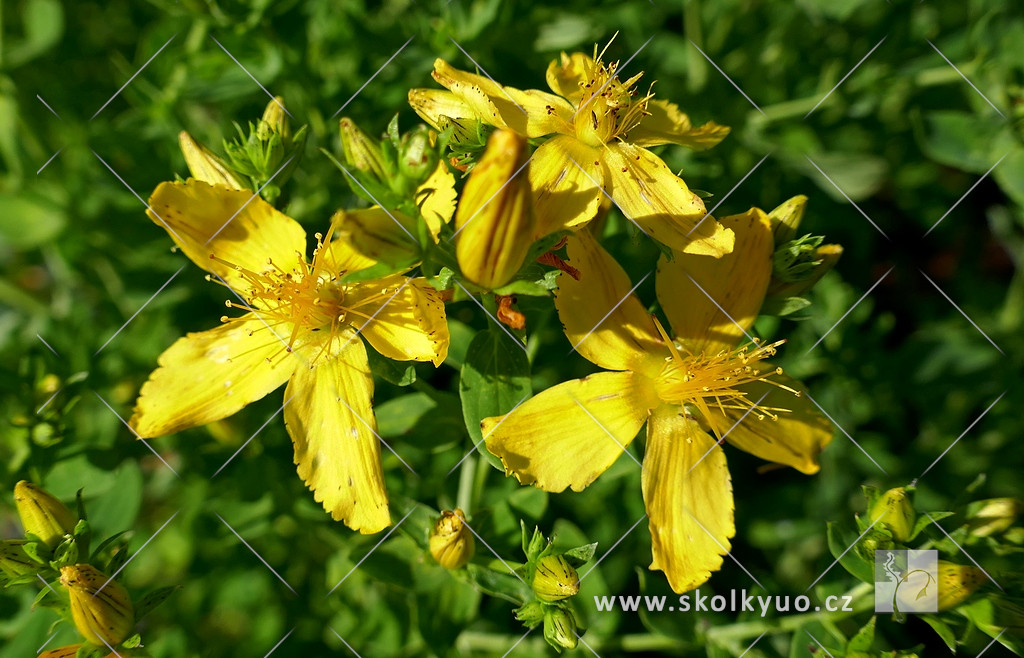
top-left (650, 318), bottom-right (797, 437)
top-left (571, 46), bottom-right (654, 147)
top-left (208, 229), bottom-right (385, 364)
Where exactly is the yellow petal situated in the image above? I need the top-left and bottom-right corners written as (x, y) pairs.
top-left (331, 207), bottom-right (419, 266)
top-left (603, 143), bottom-right (734, 257)
top-left (416, 161), bottom-right (458, 241)
top-left (656, 208), bottom-right (773, 354)
top-left (131, 315), bottom-right (298, 438)
top-left (704, 376), bottom-right (833, 475)
top-left (529, 136), bottom-right (604, 236)
top-left (147, 179), bottom-right (307, 294)
top-left (628, 100), bottom-right (731, 150)
top-left (501, 87), bottom-right (574, 138)
top-left (554, 231), bottom-right (666, 375)
top-left (408, 88), bottom-right (476, 129)
top-left (431, 59), bottom-right (510, 130)
top-left (319, 235), bottom-right (378, 275)
top-left (643, 405), bottom-right (735, 594)
top-left (546, 52), bottom-right (595, 105)
top-left (178, 131), bottom-right (247, 189)
top-left (343, 275), bottom-right (449, 366)
top-left (284, 337), bottom-right (391, 533)
top-left (431, 59), bottom-right (563, 137)
top-left (484, 371), bottom-right (658, 492)
top-left (455, 129), bottom-right (537, 289)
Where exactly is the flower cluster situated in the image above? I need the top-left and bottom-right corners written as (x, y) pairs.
top-left (129, 41), bottom-right (843, 631)
top-left (2, 482), bottom-right (176, 657)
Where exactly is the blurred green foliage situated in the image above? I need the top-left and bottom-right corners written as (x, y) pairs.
top-left (2, 0), bottom-right (1023, 656)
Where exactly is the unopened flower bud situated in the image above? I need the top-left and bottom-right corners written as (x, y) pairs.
top-left (870, 487), bottom-right (915, 543)
top-left (339, 117), bottom-right (389, 180)
top-left (768, 195), bottom-right (807, 244)
top-left (258, 96), bottom-right (291, 141)
top-left (398, 125), bottom-right (439, 183)
top-left (455, 129), bottom-right (536, 289)
top-left (178, 132), bottom-right (246, 190)
top-left (0, 539), bottom-right (38, 579)
top-left (60, 564), bottom-right (135, 647)
top-left (936, 561), bottom-right (986, 611)
top-left (968, 498), bottom-right (1022, 538)
top-left (543, 607), bottom-right (579, 651)
top-left (429, 509), bottom-right (475, 570)
top-left (14, 481), bottom-right (76, 548)
top-left (532, 555), bottom-right (579, 602)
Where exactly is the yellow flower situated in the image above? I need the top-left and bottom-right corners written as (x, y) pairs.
top-left (130, 180), bottom-right (450, 533)
top-left (409, 44), bottom-right (734, 256)
top-left (483, 213), bottom-right (833, 593)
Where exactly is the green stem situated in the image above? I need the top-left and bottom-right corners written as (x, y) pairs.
top-left (456, 454), bottom-right (475, 514)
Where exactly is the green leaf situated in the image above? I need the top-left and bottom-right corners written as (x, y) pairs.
top-left (908, 511), bottom-right (954, 541)
top-left (918, 111), bottom-right (1007, 174)
top-left (921, 615), bottom-right (956, 653)
top-left (458, 563), bottom-right (531, 605)
top-left (134, 585), bottom-right (181, 622)
top-left (366, 348), bottom-right (417, 387)
top-left (561, 543), bottom-right (597, 568)
top-left (846, 616), bottom-right (876, 652)
top-left (459, 326), bottom-right (531, 470)
top-left (761, 295), bottom-right (812, 317)
top-left (374, 391), bottom-right (464, 449)
top-left (827, 521), bottom-right (874, 584)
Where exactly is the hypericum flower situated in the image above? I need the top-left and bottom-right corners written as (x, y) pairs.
top-left (14, 481), bottom-right (76, 547)
top-left (409, 42), bottom-right (734, 256)
top-left (60, 564), bottom-right (135, 647)
top-left (130, 180), bottom-right (450, 533)
top-left (484, 215), bottom-right (833, 593)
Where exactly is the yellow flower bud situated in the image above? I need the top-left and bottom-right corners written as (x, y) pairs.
top-left (14, 481), bottom-right (76, 547)
top-left (178, 131), bottom-right (246, 190)
top-left (0, 539), bottom-right (38, 579)
top-left (968, 498), bottom-right (1022, 538)
top-left (60, 564), bottom-right (135, 647)
top-left (532, 555), bottom-right (580, 602)
top-left (543, 607), bottom-right (579, 651)
top-left (455, 129), bottom-right (537, 290)
top-left (936, 561), bottom-right (985, 611)
top-left (429, 509), bottom-right (475, 570)
top-left (259, 96), bottom-right (291, 141)
top-left (869, 487), bottom-right (915, 543)
top-left (768, 195), bottom-right (808, 243)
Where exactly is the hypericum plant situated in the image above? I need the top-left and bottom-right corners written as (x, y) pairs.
top-left (130, 38), bottom-right (844, 609)
top-left (3, 482), bottom-right (176, 657)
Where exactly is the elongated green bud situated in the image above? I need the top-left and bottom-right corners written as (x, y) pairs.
top-left (0, 539), bottom-right (38, 579)
top-left (339, 117), bottom-right (389, 180)
top-left (543, 607), bottom-right (579, 651)
top-left (14, 481), bottom-right (76, 548)
top-left (968, 498), bottom-right (1021, 538)
top-left (532, 555), bottom-right (579, 602)
top-left (429, 509), bottom-right (475, 570)
top-left (870, 487), bottom-right (915, 543)
top-left (455, 129), bottom-right (537, 289)
top-left (60, 564), bottom-right (135, 647)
